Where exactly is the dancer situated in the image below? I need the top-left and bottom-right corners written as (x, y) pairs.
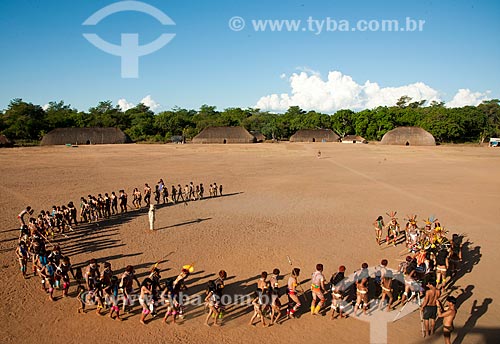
top-left (379, 270), bottom-right (394, 311)
top-left (287, 268), bottom-right (301, 318)
top-left (373, 215), bottom-right (384, 245)
top-left (144, 183), bottom-right (152, 207)
top-left (421, 279), bottom-right (440, 337)
top-left (310, 264), bottom-right (326, 315)
top-left (330, 265), bottom-right (347, 319)
top-left (437, 296), bottom-right (457, 344)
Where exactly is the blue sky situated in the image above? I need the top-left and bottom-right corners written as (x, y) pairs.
top-left (0, 0), bottom-right (499, 113)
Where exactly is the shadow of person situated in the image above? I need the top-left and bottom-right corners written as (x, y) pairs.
top-left (447, 242), bottom-right (481, 290)
top-left (453, 298), bottom-right (493, 344)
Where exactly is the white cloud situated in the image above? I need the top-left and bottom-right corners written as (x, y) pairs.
top-left (445, 89), bottom-right (490, 108)
top-left (117, 98), bottom-right (135, 111)
top-left (116, 95), bottom-right (161, 112)
top-left (280, 73), bottom-right (287, 80)
top-left (42, 103), bottom-right (50, 111)
top-left (256, 70), bottom-right (489, 113)
top-left (140, 95), bottom-right (161, 111)
top-left (295, 66), bottom-right (321, 76)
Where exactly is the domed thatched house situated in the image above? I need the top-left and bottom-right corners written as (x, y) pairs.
top-left (290, 129), bottom-right (340, 142)
top-left (0, 134), bottom-right (13, 147)
top-left (341, 135), bottom-right (367, 144)
top-left (192, 126), bottom-right (256, 144)
top-left (250, 131), bottom-right (266, 143)
top-left (41, 128), bottom-right (132, 146)
top-left (380, 127), bottom-right (435, 146)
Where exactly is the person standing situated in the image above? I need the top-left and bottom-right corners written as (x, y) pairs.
top-left (287, 268), bottom-right (301, 318)
top-left (144, 183), bottom-right (152, 207)
top-left (18, 206), bottom-right (33, 226)
top-left (421, 280), bottom-right (440, 337)
top-left (148, 204), bottom-right (155, 230)
top-left (437, 296), bottom-right (457, 344)
top-left (310, 264), bottom-right (326, 315)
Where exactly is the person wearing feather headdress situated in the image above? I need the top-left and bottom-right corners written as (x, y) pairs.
top-left (385, 213), bottom-right (400, 246)
top-left (405, 215), bottom-right (419, 248)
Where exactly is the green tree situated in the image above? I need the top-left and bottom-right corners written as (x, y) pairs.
top-left (1, 99), bottom-right (47, 140)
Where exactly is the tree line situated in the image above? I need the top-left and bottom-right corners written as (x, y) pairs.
top-left (1, 97), bottom-right (499, 144)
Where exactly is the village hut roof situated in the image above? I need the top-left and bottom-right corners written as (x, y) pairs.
top-left (40, 127), bottom-right (132, 145)
top-left (191, 126), bottom-right (256, 144)
top-left (289, 129), bottom-right (340, 142)
top-left (380, 126), bottom-right (435, 146)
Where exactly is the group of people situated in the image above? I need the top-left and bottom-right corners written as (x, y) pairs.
top-left (133, 180), bottom-right (224, 209)
top-left (16, 178), bottom-right (224, 232)
top-left (372, 212), bottom-right (462, 342)
top-left (14, 204), bottom-right (459, 342)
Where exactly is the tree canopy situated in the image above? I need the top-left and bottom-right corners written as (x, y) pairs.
top-left (1, 97), bottom-right (499, 144)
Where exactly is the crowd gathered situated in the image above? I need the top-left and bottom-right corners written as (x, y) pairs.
top-left (14, 202), bottom-right (462, 343)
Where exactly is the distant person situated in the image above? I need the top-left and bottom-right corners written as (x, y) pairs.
top-left (18, 206), bottom-right (33, 226)
top-left (148, 204), bottom-right (155, 230)
top-left (287, 268), bottom-right (301, 318)
top-left (373, 215), bottom-right (384, 245)
top-left (144, 183), bottom-right (152, 207)
top-left (330, 265), bottom-right (346, 319)
top-left (219, 184), bottom-right (223, 196)
top-left (119, 190), bottom-right (128, 213)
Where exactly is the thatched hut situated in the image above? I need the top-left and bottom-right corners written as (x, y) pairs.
top-left (0, 134), bottom-right (13, 147)
top-left (192, 126), bottom-right (256, 144)
top-left (380, 127), bottom-right (435, 146)
top-left (289, 129), bottom-right (340, 142)
top-left (41, 128), bottom-right (132, 146)
top-left (250, 131), bottom-right (266, 143)
top-left (341, 135), bottom-right (367, 144)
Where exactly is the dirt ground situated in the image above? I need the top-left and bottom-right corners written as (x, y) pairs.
top-left (0, 143), bottom-right (499, 344)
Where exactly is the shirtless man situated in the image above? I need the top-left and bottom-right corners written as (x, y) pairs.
top-left (435, 247), bottom-right (449, 291)
top-left (330, 265), bottom-right (346, 319)
top-left (176, 184), bottom-right (184, 203)
top-left (85, 259), bottom-right (100, 306)
top-left (119, 190), bottom-right (128, 213)
top-left (98, 262), bottom-right (113, 314)
top-left (379, 270), bottom-right (394, 311)
top-left (120, 265), bottom-right (140, 313)
top-left (257, 271), bottom-right (270, 315)
top-left (110, 192), bottom-right (118, 215)
top-left (287, 268), bottom-right (301, 318)
top-left (437, 296), bottom-right (457, 344)
top-left (269, 268), bottom-right (281, 325)
top-left (310, 264), bottom-right (326, 315)
top-left (18, 206), bottom-right (34, 226)
top-left (355, 277), bottom-right (369, 316)
top-left (144, 183), bottom-right (152, 207)
top-left (56, 256), bottom-right (74, 297)
top-left (421, 280), bottom-right (440, 337)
